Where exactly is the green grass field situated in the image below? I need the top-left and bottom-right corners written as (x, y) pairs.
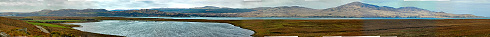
top-left (27, 20), bottom-right (83, 22)
top-left (25, 21), bottom-right (68, 28)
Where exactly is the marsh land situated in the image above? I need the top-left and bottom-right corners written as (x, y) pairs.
top-left (2, 16), bottom-right (490, 37)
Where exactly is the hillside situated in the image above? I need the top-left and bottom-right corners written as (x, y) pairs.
top-left (99, 9), bottom-right (189, 17)
top-left (0, 17), bottom-right (47, 36)
top-left (0, 17), bottom-right (121, 37)
top-left (0, 2), bottom-right (484, 18)
top-left (237, 2), bottom-right (482, 18)
top-left (151, 6), bottom-right (256, 13)
top-left (238, 6), bottom-right (324, 17)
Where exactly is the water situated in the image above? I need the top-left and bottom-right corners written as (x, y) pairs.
top-left (63, 20), bottom-right (255, 37)
top-left (126, 17), bottom-right (490, 20)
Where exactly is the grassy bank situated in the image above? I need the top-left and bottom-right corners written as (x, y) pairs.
top-left (25, 21), bottom-right (68, 28)
top-left (4, 16), bottom-right (490, 37)
top-left (27, 20), bottom-right (83, 22)
top-left (0, 17), bottom-right (121, 37)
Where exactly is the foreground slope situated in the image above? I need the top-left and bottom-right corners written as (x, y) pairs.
top-left (0, 17), bottom-right (47, 36)
top-left (0, 17), bottom-right (121, 37)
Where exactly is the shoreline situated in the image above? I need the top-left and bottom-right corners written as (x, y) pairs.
top-left (97, 17), bottom-right (490, 37)
top-left (4, 16), bottom-right (490, 37)
top-left (67, 20), bottom-right (256, 37)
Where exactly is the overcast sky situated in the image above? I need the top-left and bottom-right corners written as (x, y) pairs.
top-left (0, 0), bottom-right (489, 17)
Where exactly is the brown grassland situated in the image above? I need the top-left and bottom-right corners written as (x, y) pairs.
top-left (0, 17), bottom-right (121, 37)
top-left (97, 17), bottom-right (490, 37)
top-left (1, 16), bottom-right (490, 37)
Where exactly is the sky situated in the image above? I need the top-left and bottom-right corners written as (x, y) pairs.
top-left (0, 0), bottom-right (489, 17)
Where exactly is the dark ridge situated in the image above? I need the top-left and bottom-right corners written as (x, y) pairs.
top-left (397, 7), bottom-right (429, 11)
top-left (335, 2), bottom-right (430, 11)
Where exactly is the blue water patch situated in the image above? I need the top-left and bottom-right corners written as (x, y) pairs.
top-left (125, 17), bottom-right (490, 20)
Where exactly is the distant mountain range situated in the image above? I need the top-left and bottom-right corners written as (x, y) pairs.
top-left (0, 2), bottom-right (484, 18)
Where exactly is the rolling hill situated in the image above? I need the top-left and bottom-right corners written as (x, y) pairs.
top-left (0, 2), bottom-right (483, 18)
top-left (237, 2), bottom-right (482, 18)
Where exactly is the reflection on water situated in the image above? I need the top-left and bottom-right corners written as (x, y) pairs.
top-left (126, 17), bottom-right (490, 20)
top-left (63, 20), bottom-right (254, 37)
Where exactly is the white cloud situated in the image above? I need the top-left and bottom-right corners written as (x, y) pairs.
top-left (404, 0), bottom-right (450, 1)
top-left (244, 0), bottom-right (261, 1)
top-left (67, 0), bottom-right (85, 1)
top-left (133, 0), bottom-right (156, 1)
top-left (451, 0), bottom-right (490, 3)
top-left (305, 0), bottom-right (319, 1)
top-left (0, 2), bottom-right (42, 6)
top-left (85, 0), bottom-right (117, 1)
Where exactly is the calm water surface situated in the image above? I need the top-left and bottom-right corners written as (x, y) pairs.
top-left (64, 20), bottom-right (254, 37)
